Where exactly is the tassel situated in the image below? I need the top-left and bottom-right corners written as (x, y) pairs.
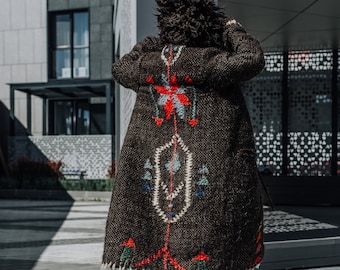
top-left (246, 263), bottom-right (261, 270)
top-left (100, 263), bottom-right (140, 270)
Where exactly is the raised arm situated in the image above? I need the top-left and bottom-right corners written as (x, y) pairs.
top-left (112, 36), bottom-right (160, 91)
top-left (207, 19), bottom-right (265, 86)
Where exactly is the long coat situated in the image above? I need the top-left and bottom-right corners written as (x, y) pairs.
top-left (102, 21), bottom-right (265, 270)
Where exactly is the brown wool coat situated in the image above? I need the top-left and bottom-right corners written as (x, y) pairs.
top-left (102, 21), bottom-right (265, 270)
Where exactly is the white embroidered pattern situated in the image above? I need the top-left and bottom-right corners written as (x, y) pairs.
top-left (152, 134), bottom-right (193, 223)
top-left (100, 263), bottom-right (150, 270)
top-left (161, 181), bottom-right (185, 199)
top-left (161, 45), bottom-right (185, 66)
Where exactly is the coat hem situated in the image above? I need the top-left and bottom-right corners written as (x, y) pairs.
top-left (100, 263), bottom-right (261, 270)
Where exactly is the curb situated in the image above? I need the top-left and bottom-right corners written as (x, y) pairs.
top-left (0, 189), bottom-right (112, 201)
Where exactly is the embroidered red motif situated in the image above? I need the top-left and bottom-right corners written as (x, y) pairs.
top-left (185, 75), bottom-right (193, 84)
top-left (146, 75), bottom-right (155, 84)
top-left (256, 243), bottom-right (262, 254)
top-left (256, 231), bottom-right (262, 243)
top-left (138, 45), bottom-right (200, 270)
top-left (135, 247), bottom-right (187, 270)
top-left (188, 118), bottom-right (199, 127)
top-left (154, 74), bottom-right (191, 120)
top-left (192, 251), bottom-right (210, 261)
top-left (153, 116), bottom-right (165, 126)
top-left (254, 256), bottom-right (262, 264)
top-left (122, 238), bottom-right (136, 249)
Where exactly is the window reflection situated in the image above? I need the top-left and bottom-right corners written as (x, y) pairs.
top-left (73, 12), bottom-right (89, 78)
top-left (51, 11), bottom-right (89, 79)
top-left (51, 99), bottom-right (107, 135)
top-left (56, 49), bottom-right (71, 79)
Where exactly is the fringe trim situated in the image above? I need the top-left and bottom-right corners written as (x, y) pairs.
top-left (101, 263), bottom-right (146, 270)
top-left (101, 263), bottom-right (261, 270)
top-left (248, 263), bottom-right (261, 270)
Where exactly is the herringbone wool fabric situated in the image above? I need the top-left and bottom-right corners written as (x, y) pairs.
top-left (102, 6), bottom-right (265, 269)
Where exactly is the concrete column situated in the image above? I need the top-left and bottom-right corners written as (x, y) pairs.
top-left (27, 93), bottom-right (32, 135)
top-left (9, 87), bottom-right (15, 136)
top-left (43, 97), bottom-right (47, 135)
top-left (105, 83), bottom-right (112, 134)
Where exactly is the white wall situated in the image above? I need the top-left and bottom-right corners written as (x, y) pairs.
top-left (114, 0), bottom-right (137, 158)
top-left (0, 0), bottom-right (47, 135)
top-left (114, 0), bottom-right (158, 159)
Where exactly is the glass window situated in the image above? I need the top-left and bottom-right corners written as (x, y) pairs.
top-left (56, 14), bottom-right (71, 47)
top-left (73, 12), bottom-right (89, 78)
top-left (76, 102), bottom-right (90, 135)
top-left (50, 11), bottom-right (89, 79)
top-left (54, 101), bottom-right (73, 135)
top-left (90, 102), bottom-right (107, 134)
top-left (50, 99), bottom-right (108, 135)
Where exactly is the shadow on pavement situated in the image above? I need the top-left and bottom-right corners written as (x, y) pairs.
top-left (0, 200), bottom-right (74, 270)
top-left (262, 205), bottom-right (340, 270)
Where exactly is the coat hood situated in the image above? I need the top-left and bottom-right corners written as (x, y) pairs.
top-left (156, 0), bottom-right (226, 47)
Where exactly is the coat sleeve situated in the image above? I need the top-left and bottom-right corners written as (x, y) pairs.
top-left (111, 36), bottom-right (160, 91)
top-left (207, 19), bottom-right (265, 85)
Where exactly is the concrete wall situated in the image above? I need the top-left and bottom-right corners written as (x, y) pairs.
top-left (9, 135), bottom-right (112, 179)
top-left (114, 0), bottom-right (158, 158)
top-left (0, 0), bottom-right (47, 135)
top-left (113, 0), bottom-right (136, 157)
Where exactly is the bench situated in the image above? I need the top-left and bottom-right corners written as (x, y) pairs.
top-left (61, 169), bottom-right (87, 180)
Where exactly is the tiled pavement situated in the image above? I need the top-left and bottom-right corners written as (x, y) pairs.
top-left (0, 199), bottom-right (339, 270)
top-left (0, 200), bottom-right (108, 270)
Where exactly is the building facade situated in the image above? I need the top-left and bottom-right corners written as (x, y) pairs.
top-left (0, 0), bottom-right (115, 179)
top-left (0, 0), bottom-right (159, 179)
top-left (1, 0), bottom-right (339, 198)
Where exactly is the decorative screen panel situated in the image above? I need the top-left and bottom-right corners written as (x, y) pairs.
top-left (243, 72), bottom-right (283, 176)
top-left (289, 50), bottom-right (333, 72)
top-left (288, 50), bottom-right (333, 176)
top-left (264, 53), bottom-right (284, 73)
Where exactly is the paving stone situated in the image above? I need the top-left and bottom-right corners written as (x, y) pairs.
top-left (0, 200), bottom-right (108, 269)
top-left (0, 199), bottom-right (338, 270)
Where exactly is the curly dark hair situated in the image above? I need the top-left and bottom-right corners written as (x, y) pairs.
top-left (156, 0), bottom-right (226, 47)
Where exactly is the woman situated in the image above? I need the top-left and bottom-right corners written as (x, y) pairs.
top-left (102, 0), bottom-right (265, 269)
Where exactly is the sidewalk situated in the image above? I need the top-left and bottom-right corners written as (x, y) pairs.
top-left (0, 199), bottom-right (108, 270)
top-left (262, 205), bottom-right (340, 269)
top-left (0, 199), bottom-right (339, 270)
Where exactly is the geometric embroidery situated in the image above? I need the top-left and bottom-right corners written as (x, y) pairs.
top-left (195, 165), bottom-right (209, 197)
top-left (120, 238), bottom-right (136, 267)
top-left (165, 153), bottom-right (181, 173)
top-left (104, 33), bottom-right (264, 267)
top-left (142, 160), bottom-right (153, 192)
top-left (192, 252), bottom-right (210, 270)
top-left (153, 134), bottom-right (193, 224)
top-left (147, 74), bottom-right (199, 127)
top-left (134, 44), bottom-right (207, 270)
top-left (142, 171), bottom-right (152, 180)
top-left (144, 159), bottom-right (153, 170)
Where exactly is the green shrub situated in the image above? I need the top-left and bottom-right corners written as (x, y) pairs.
top-left (0, 157), bottom-right (115, 191)
top-left (59, 178), bottom-right (114, 191)
top-left (5, 157), bottom-right (63, 190)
